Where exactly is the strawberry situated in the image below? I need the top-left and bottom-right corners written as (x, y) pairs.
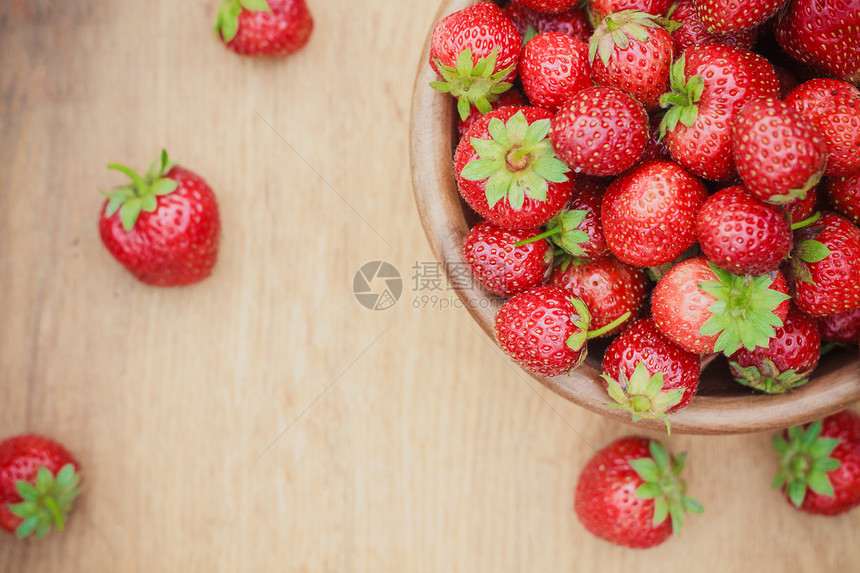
top-left (773, 411), bottom-right (860, 515)
top-left (775, 0), bottom-right (860, 84)
top-left (729, 308), bottom-right (821, 394)
top-left (463, 222), bottom-right (553, 297)
top-left (695, 186), bottom-right (792, 276)
top-left (732, 98), bottom-right (828, 205)
top-left (772, 64), bottom-right (800, 100)
top-left (550, 86), bottom-right (649, 176)
top-left (788, 213), bottom-right (860, 317)
top-left (215, 0), bottom-right (313, 57)
top-left (693, 0), bottom-right (788, 33)
top-left (669, 0), bottom-right (757, 52)
top-left (825, 172), bottom-right (860, 226)
top-left (784, 184), bottom-right (819, 225)
top-left (785, 79), bottom-right (860, 176)
top-left (519, 32), bottom-right (593, 113)
top-left (494, 285), bottom-right (628, 376)
top-left (512, 0), bottom-right (580, 15)
top-left (659, 46), bottom-right (780, 181)
top-left (601, 160), bottom-right (708, 267)
top-left (503, 2), bottom-right (593, 44)
top-left (638, 113), bottom-right (672, 164)
top-left (429, 2), bottom-right (522, 121)
top-left (601, 318), bottom-right (701, 432)
top-left (574, 437), bottom-right (703, 549)
top-left (818, 308), bottom-right (860, 345)
top-left (455, 107), bottom-right (572, 230)
top-left (588, 0), bottom-right (672, 24)
top-left (458, 88), bottom-right (529, 138)
top-left (1, 435), bottom-right (81, 538)
top-left (99, 151), bottom-right (221, 287)
top-left (651, 256), bottom-right (791, 354)
top-left (588, 10), bottom-right (676, 111)
top-left (550, 256), bottom-right (648, 336)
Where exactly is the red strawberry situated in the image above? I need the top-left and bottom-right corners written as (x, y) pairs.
top-left (588, 0), bottom-right (672, 23)
top-left (512, 0), bottom-right (580, 15)
top-left (519, 33), bottom-right (592, 113)
top-left (1, 435), bottom-right (81, 538)
top-left (784, 184), bottom-right (819, 225)
top-left (601, 160), bottom-right (708, 267)
top-left (694, 0), bottom-right (788, 33)
top-left (696, 186), bottom-right (792, 276)
top-left (729, 308), bottom-right (821, 394)
top-left (732, 98), bottom-right (827, 205)
top-left (458, 88), bottom-right (529, 138)
top-left (503, 2), bottom-right (592, 44)
top-left (215, 0), bottom-right (313, 57)
top-left (788, 213), bottom-right (860, 317)
top-left (670, 0), bottom-right (757, 52)
top-left (463, 222), bottom-right (553, 297)
top-left (99, 151), bottom-right (221, 287)
top-left (773, 410), bottom-right (860, 515)
top-left (429, 2), bottom-right (522, 120)
top-left (825, 172), bottom-right (860, 226)
top-left (651, 256), bottom-right (791, 354)
top-left (786, 79), bottom-right (860, 176)
top-left (772, 64), bottom-right (800, 100)
top-left (638, 113), bottom-right (672, 164)
top-left (818, 308), bottom-right (860, 345)
top-left (588, 10), bottom-right (675, 111)
top-left (601, 319), bottom-right (701, 432)
top-left (455, 107), bottom-right (572, 230)
top-left (550, 86), bottom-right (649, 176)
top-left (775, 0), bottom-right (860, 84)
top-left (494, 285), bottom-right (628, 376)
top-left (659, 45), bottom-right (780, 181)
top-left (550, 256), bottom-right (648, 336)
top-left (574, 437), bottom-right (703, 548)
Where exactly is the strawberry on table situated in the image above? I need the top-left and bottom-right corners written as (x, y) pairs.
top-left (215, 0), bottom-right (313, 57)
top-left (693, 0), bottom-right (788, 33)
top-left (1, 435), bottom-right (81, 538)
top-left (773, 410), bottom-right (860, 515)
top-left (455, 107), bottom-right (572, 230)
top-left (519, 32), bottom-right (592, 113)
top-left (670, 0), bottom-right (757, 52)
top-left (826, 172), bottom-right (860, 226)
top-left (574, 437), bottom-right (703, 548)
top-left (503, 2), bottom-right (592, 44)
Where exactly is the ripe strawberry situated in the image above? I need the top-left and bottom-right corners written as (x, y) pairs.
top-left (1, 435), bottom-right (81, 538)
top-left (463, 222), bottom-right (553, 297)
top-left (818, 308), bottom-right (860, 345)
top-left (601, 319), bottom-right (701, 432)
top-left (601, 160), bottom-right (708, 267)
top-left (588, 0), bottom-right (672, 24)
top-left (772, 64), bottom-right (800, 100)
top-left (659, 46), bottom-right (780, 181)
top-left (519, 33), bottom-right (592, 113)
top-left (503, 2), bottom-right (592, 44)
top-left (773, 411), bottom-right (860, 515)
top-left (550, 86), bottom-right (648, 176)
top-left (512, 0), bottom-right (580, 14)
top-left (455, 107), bottom-right (572, 230)
top-left (729, 308), bottom-right (821, 394)
top-left (458, 88), bottom-right (529, 138)
top-left (788, 213), bottom-right (860, 317)
top-left (494, 285), bottom-right (628, 376)
top-left (574, 437), bottom-right (703, 549)
top-left (775, 0), bottom-right (860, 84)
top-left (786, 79), bottom-right (860, 176)
top-left (215, 0), bottom-right (313, 57)
top-left (550, 256), bottom-right (648, 336)
top-left (784, 184), bottom-right (819, 225)
top-left (695, 186), bottom-right (792, 276)
top-left (99, 151), bottom-right (221, 287)
top-left (588, 10), bottom-right (675, 111)
top-left (732, 98), bottom-right (827, 205)
top-left (669, 0), bottom-right (757, 52)
top-left (825, 172), bottom-right (860, 226)
top-left (638, 113), bottom-right (672, 164)
top-left (651, 256), bottom-right (791, 354)
top-left (429, 2), bottom-right (522, 121)
top-left (694, 0), bottom-right (788, 33)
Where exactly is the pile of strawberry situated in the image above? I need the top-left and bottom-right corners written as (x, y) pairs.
top-left (429, 0), bottom-right (860, 432)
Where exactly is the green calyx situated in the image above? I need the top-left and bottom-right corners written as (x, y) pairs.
top-left (730, 359), bottom-right (812, 394)
top-left (566, 302), bottom-right (631, 364)
top-left (460, 110), bottom-right (570, 211)
top-left (697, 263), bottom-right (791, 355)
top-left (603, 362), bottom-right (685, 435)
top-left (629, 441), bottom-right (704, 535)
top-left (772, 421), bottom-right (841, 508)
top-left (430, 48), bottom-right (515, 121)
top-left (790, 228), bottom-right (831, 285)
top-left (8, 464), bottom-right (81, 539)
top-left (767, 169), bottom-right (825, 205)
top-left (101, 149), bottom-right (179, 232)
top-left (589, 10), bottom-right (678, 67)
top-left (658, 55), bottom-right (705, 139)
top-left (514, 209), bottom-right (590, 256)
top-left (215, 0), bottom-right (271, 43)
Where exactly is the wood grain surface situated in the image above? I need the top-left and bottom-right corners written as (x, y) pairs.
top-left (1, 1), bottom-right (859, 571)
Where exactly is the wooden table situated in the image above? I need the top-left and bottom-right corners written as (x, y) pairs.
top-left (1, 1), bottom-right (858, 571)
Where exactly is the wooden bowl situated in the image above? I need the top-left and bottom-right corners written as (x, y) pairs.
top-left (410, 0), bottom-right (860, 434)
